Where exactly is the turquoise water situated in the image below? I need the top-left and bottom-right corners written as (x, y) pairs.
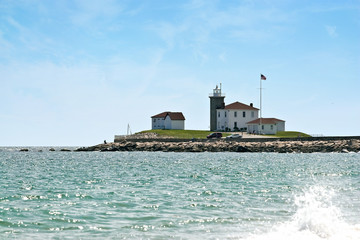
top-left (0, 148), bottom-right (360, 239)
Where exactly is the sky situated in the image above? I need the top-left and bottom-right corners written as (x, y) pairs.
top-left (0, 0), bottom-right (359, 146)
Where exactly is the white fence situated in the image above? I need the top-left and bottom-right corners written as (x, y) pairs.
top-left (309, 134), bottom-right (324, 137)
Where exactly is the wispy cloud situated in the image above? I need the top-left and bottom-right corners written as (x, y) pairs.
top-left (325, 25), bottom-right (337, 37)
top-left (148, 1), bottom-right (292, 61)
top-left (218, 52), bottom-right (226, 62)
top-left (149, 22), bottom-right (188, 49)
top-left (0, 29), bottom-right (13, 59)
top-left (69, 0), bottom-right (124, 26)
top-left (183, 0), bottom-right (207, 10)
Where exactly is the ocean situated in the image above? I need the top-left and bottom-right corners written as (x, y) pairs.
top-left (0, 147), bottom-right (359, 239)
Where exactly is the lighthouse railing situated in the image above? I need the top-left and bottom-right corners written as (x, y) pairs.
top-left (209, 93), bottom-right (225, 97)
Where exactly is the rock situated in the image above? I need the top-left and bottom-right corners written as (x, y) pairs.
top-left (235, 145), bottom-right (251, 152)
top-left (75, 138), bottom-right (360, 153)
top-left (341, 149), bottom-right (349, 153)
top-left (60, 148), bottom-right (71, 152)
top-left (20, 148), bottom-right (29, 152)
top-left (49, 148), bottom-right (56, 151)
top-left (348, 140), bottom-right (360, 152)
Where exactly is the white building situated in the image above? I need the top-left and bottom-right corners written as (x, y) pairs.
top-left (247, 118), bottom-right (285, 134)
top-left (151, 112), bottom-right (185, 130)
top-left (216, 102), bottom-right (259, 131)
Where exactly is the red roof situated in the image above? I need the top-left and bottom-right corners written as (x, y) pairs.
top-left (247, 118), bottom-right (285, 124)
top-left (167, 112), bottom-right (186, 120)
top-left (224, 101), bottom-right (259, 110)
top-left (151, 112), bottom-right (185, 120)
top-left (151, 112), bottom-right (169, 118)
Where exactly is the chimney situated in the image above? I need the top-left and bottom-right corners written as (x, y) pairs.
top-left (250, 103), bottom-right (253, 107)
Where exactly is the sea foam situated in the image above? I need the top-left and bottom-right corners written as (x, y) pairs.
top-left (246, 186), bottom-right (360, 240)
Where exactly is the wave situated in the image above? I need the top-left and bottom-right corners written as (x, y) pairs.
top-left (246, 186), bottom-right (360, 240)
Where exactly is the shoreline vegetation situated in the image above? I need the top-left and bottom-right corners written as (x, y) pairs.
top-left (74, 131), bottom-right (360, 153)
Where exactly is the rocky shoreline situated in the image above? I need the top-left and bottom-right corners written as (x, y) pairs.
top-left (76, 139), bottom-right (360, 153)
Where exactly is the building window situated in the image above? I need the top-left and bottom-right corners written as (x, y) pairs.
top-left (225, 111), bottom-right (227, 117)
top-left (234, 122), bottom-right (237, 128)
top-left (234, 111), bottom-right (237, 117)
top-left (251, 111), bottom-right (254, 118)
top-left (153, 119), bottom-right (156, 123)
top-left (262, 125), bottom-right (264, 130)
top-left (271, 125), bottom-right (273, 130)
top-left (243, 111), bottom-right (246, 118)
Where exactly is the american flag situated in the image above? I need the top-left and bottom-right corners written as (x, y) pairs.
top-left (261, 74), bottom-right (266, 80)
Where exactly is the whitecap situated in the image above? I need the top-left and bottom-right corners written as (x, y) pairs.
top-left (245, 186), bottom-right (360, 240)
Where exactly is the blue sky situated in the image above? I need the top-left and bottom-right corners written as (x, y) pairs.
top-left (1, 0), bottom-right (359, 146)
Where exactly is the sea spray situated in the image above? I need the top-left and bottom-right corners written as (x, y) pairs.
top-left (247, 186), bottom-right (360, 240)
top-left (292, 186), bottom-right (340, 238)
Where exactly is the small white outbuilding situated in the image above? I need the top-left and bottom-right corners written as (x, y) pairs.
top-left (247, 118), bottom-right (285, 134)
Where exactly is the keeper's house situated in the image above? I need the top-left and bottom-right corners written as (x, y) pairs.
top-left (247, 118), bottom-right (285, 135)
top-left (151, 112), bottom-right (185, 130)
top-left (216, 101), bottom-right (259, 131)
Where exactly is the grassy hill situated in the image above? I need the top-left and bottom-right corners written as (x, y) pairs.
top-left (269, 131), bottom-right (311, 138)
top-left (139, 130), bottom-right (311, 139)
top-left (139, 130), bottom-right (231, 139)
top-left (140, 129), bottom-right (311, 139)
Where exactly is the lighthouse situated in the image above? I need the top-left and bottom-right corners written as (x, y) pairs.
top-left (209, 84), bottom-right (225, 131)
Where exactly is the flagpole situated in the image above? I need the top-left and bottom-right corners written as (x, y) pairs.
top-left (259, 75), bottom-right (262, 134)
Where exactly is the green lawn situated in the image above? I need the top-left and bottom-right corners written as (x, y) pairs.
top-left (139, 130), bottom-right (310, 139)
top-left (139, 129), bottom-right (231, 139)
top-left (268, 131), bottom-right (311, 138)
